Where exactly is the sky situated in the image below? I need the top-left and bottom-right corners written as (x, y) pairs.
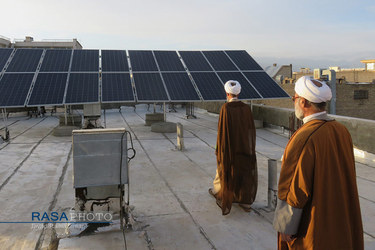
top-left (2, 0), bottom-right (375, 70)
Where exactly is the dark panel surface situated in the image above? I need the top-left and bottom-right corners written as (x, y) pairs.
top-left (190, 72), bottom-right (225, 100)
top-left (161, 73), bottom-right (200, 101)
top-left (40, 49), bottom-right (72, 72)
top-left (217, 72), bottom-right (261, 99)
top-left (128, 50), bottom-right (158, 72)
top-left (225, 50), bottom-right (263, 70)
top-left (65, 73), bottom-right (99, 104)
top-left (133, 73), bottom-right (169, 101)
top-left (101, 50), bottom-right (129, 72)
top-left (242, 72), bottom-right (289, 98)
top-left (0, 73), bottom-right (34, 107)
top-left (28, 73), bottom-right (68, 105)
top-left (71, 50), bottom-right (99, 72)
top-left (102, 73), bottom-right (134, 102)
top-left (6, 49), bottom-right (43, 72)
top-left (0, 48), bottom-right (13, 72)
top-left (202, 51), bottom-right (237, 71)
top-left (153, 51), bottom-right (185, 71)
top-left (178, 51), bottom-right (212, 71)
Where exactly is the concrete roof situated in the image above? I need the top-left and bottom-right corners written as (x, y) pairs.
top-left (0, 105), bottom-right (374, 249)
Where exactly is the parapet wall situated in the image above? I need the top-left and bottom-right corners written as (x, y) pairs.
top-left (195, 102), bottom-right (375, 154)
top-left (252, 104), bottom-right (375, 154)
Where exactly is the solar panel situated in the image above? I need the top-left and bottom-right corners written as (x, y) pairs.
top-left (242, 72), bottom-right (289, 98)
top-left (225, 50), bottom-right (263, 70)
top-left (217, 72), bottom-right (261, 99)
top-left (153, 51), bottom-right (185, 71)
top-left (190, 72), bottom-right (225, 100)
top-left (0, 73), bottom-right (34, 107)
top-left (101, 50), bottom-right (129, 72)
top-left (6, 49), bottom-right (43, 72)
top-left (71, 50), bottom-right (99, 72)
top-left (128, 50), bottom-right (158, 72)
top-left (65, 73), bottom-right (99, 104)
top-left (161, 73), bottom-right (200, 101)
top-left (27, 73), bottom-right (68, 106)
top-left (179, 51), bottom-right (212, 71)
top-left (133, 73), bottom-right (169, 101)
top-left (0, 48), bottom-right (13, 72)
top-left (102, 73), bottom-right (134, 103)
top-left (202, 51), bottom-right (237, 71)
top-left (40, 49), bottom-right (72, 72)
top-left (0, 48), bottom-right (289, 106)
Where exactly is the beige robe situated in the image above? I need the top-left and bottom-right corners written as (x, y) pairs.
top-left (216, 101), bottom-right (257, 215)
top-left (274, 115), bottom-right (363, 249)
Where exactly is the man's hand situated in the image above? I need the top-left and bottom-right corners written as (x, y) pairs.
top-left (280, 233), bottom-right (294, 242)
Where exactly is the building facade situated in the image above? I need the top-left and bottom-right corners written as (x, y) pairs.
top-left (254, 62), bottom-right (375, 120)
top-left (0, 36), bottom-right (82, 49)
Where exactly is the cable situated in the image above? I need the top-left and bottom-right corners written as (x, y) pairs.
top-left (119, 131), bottom-right (127, 250)
top-left (119, 130), bottom-right (136, 250)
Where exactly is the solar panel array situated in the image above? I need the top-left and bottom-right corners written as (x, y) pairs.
top-left (0, 48), bottom-right (289, 108)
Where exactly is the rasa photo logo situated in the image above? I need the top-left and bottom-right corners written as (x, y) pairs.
top-left (31, 211), bottom-right (113, 223)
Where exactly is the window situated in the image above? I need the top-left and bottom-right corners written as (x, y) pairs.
top-left (353, 90), bottom-right (368, 100)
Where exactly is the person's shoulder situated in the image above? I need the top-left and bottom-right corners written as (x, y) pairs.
top-left (294, 120), bottom-right (326, 140)
top-left (302, 120), bottom-right (350, 141)
top-left (220, 102), bottom-right (229, 110)
top-left (227, 101), bottom-right (248, 108)
top-left (219, 102), bottom-right (229, 114)
top-left (325, 120), bottom-right (350, 134)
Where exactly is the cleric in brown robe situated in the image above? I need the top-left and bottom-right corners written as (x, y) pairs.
top-left (273, 76), bottom-right (364, 249)
top-left (209, 80), bottom-right (257, 215)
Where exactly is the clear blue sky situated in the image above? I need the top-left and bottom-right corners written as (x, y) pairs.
top-left (2, 0), bottom-right (374, 70)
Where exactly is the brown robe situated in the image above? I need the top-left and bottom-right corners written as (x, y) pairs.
top-left (276, 118), bottom-right (364, 249)
top-left (216, 101), bottom-right (257, 215)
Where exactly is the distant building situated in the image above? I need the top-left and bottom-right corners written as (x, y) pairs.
top-left (264, 63), bottom-right (292, 84)
top-left (361, 59), bottom-right (375, 71)
top-left (0, 36), bottom-right (82, 49)
top-left (255, 60), bottom-right (375, 120)
top-left (0, 35), bottom-right (11, 48)
top-left (329, 66), bottom-right (341, 71)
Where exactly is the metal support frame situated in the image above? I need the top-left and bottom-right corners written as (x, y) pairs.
top-left (64, 105), bottom-right (68, 125)
top-left (185, 103), bottom-right (196, 119)
top-left (103, 109), bottom-right (106, 128)
top-left (163, 102), bottom-right (166, 122)
top-left (1, 108), bottom-right (10, 141)
top-left (168, 103), bottom-right (177, 112)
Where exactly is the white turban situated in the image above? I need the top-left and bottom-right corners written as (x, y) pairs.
top-left (295, 76), bottom-right (332, 103)
top-left (224, 80), bottom-right (241, 95)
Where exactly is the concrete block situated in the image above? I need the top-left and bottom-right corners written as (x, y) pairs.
top-left (145, 113), bottom-right (164, 126)
top-left (151, 122), bottom-right (177, 133)
top-left (53, 126), bottom-right (80, 137)
top-left (59, 114), bottom-right (82, 126)
top-left (254, 120), bottom-right (263, 128)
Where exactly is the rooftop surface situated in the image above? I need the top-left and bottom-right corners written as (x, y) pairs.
top-left (0, 105), bottom-right (374, 250)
